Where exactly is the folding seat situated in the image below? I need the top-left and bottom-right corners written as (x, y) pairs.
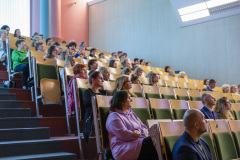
top-left (158, 79), bottom-right (166, 87)
top-left (147, 119), bottom-right (172, 129)
top-left (196, 80), bottom-right (204, 86)
top-left (37, 62), bottom-right (58, 86)
top-left (212, 92), bottom-right (223, 100)
top-left (188, 80), bottom-right (198, 90)
top-left (188, 89), bottom-right (202, 101)
top-left (166, 80), bottom-right (178, 88)
top-left (188, 101), bottom-right (204, 110)
top-left (102, 81), bottom-right (115, 94)
top-left (174, 88), bottom-right (190, 101)
top-left (142, 66), bottom-right (151, 73)
top-left (139, 76), bottom-right (150, 85)
top-left (197, 83), bottom-right (205, 91)
top-left (109, 67), bottom-right (122, 74)
top-left (163, 72), bottom-right (169, 76)
top-left (228, 120), bottom-right (240, 157)
top-left (208, 120), bottom-right (238, 160)
top-left (214, 86), bottom-right (223, 93)
top-left (170, 99), bottom-right (189, 120)
top-left (130, 84), bottom-right (144, 97)
top-left (159, 87), bottom-right (176, 100)
top-left (82, 59), bottom-right (88, 64)
top-left (232, 103), bottom-right (240, 120)
top-left (178, 77), bottom-right (188, 83)
top-left (222, 93), bottom-right (235, 103)
top-left (232, 94), bottom-right (240, 103)
top-left (56, 59), bottom-right (65, 68)
top-left (160, 75), bottom-right (170, 81)
top-left (169, 77), bottom-right (179, 82)
top-left (151, 67), bottom-right (162, 75)
top-left (143, 85), bottom-right (161, 99)
top-left (149, 98), bottom-right (173, 120)
top-left (74, 58), bottom-right (83, 64)
top-left (65, 67), bottom-right (74, 84)
top-left (201, 91), bottom-right (212, 95)
top-left (98, 61), bottom-right (108, 68)
top-left (178, 81), bottom-right (188, 89)
top-left (109, 74), bottom-right (122, 81)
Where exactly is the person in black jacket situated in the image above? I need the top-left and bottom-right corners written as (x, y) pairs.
top-left (82, 71), bottom-right (107, 142)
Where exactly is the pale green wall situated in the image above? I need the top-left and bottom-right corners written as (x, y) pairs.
top-left (89, 0), bottom-right (240, 86)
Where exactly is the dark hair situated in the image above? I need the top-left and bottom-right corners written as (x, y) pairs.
top-left (88, 59), bottom-right (97, 70)
top-left (89, 71), bottom-right (101, 85)
top-left (46, 38), bottom-right (52, 45)
top-left (165, 65), bottom-right (171, 72)
top-left (18, 37), bottom-right (26, 40)
top-left (35, 42), bottom-right (43, 51)
top-left (53, 42), bottom-right (60, 46)
top-left (15, 39), bottom-right (25, 47)
top-left (99, 53), bottom-right (104, 58)
top-left (134, 58), bottom-right (139, 62)
top-left (90, 48), bottom-right (96, 53)
top-left (140, 59), bottom-right (144, 64)
top-left (109, 60), bottom-right (116, 68)
top-left (1, 25), bottom-right (10, 30)
top-left (47, 45), bottom-right (57, 58)
top-left (62, 40), bottom-right (67, 44)
top-left (209, 79), bottom-right (216, 84)
top-left (39, 34), bottom-right (43, 36)
top-left (123, 53), bottom-right (127, 56)
top-left (14, 29), bottom-right (20, 37)
top-left (110, 90), bottom-right (128, 112)
top-left (203, 79), bottom-right (209, 85)
top-left (112, 52), bottom-right (117, 56)
top-left (33, 32), bottom-right (39, 36)
top-left (131, 75), bottom-right (139, 83)
top-left (118, 51), bottom-right (123, 54)
top-left (67, 42), bottom-right (77, 48)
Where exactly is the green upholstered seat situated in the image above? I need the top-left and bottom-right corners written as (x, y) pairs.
top-left (162, 94), bottom-right (175, 100)
top-left (164, 135), bottom-right (180, 160)
top-left (190, 96), bottom-right (201, 101)
top-left (99, 107), bottom-right (110, 150)
top-left (145, 93), bottom-right (160, 99)
top-left (133, 92), bottom-right (143, 98)
top-left (230, 110), bottom-right (236, 120)
top-left (234, 110), bottom-right (240, 120)
top-left (234, 100), bottom-right (240, 103)
top-left (213, 132), bottom-right (238, 160)
top-left (131, 108), bottom-right (151, 126)
top-left (177, 95), bottom-right (189, 101)
top-left (37, 64), bottom-right (58, 86)
top-left (229, 99), bottom-right (235, 103)
top-left (173, 109), bottom-right (187, 120)
top-left (232, 131), bottom-right (240, 157)
top-left (200, 132), bottom-right (217, 160)
top-left (152, 108), bottom-right (172, 120)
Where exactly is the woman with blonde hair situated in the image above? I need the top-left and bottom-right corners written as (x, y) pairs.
top-left (149, 73), bottom-right (159, 86)
top-left (121, 67), bottom-right (132, 76)
top-left (231, 85), bottom-right (239, 95)
top-left (134, 67), bottom-right (144, 77)
top-left (213, 97), bottom-right (234, 120)
top-left (65, 56), bottom-right (75, 68)
top-left (145, 71), bottom-right (155, 78)
top-left (111, 76), bottom-right (137, 97)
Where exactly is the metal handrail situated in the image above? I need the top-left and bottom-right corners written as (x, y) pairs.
top-left (32, 56), bottom-right (40, 117)
top-left (6, 39), bottom-right (11, 81)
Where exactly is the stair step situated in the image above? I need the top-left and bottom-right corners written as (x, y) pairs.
top-left (0, 88), bottom-right (32, 101)
top-left (0, 152), bottom-right (77, 160)
top-left (0, 139), bottom-right (62, 157)
top-left (0, 93), bottom-right (16, 100)
top-left (0, 117), bottom-right (39, 129)
top-left (0, 108), bottom-right (31, 117)
top-left (0, 127), bottom-right (50, 142)
top-left (0, 100), bottom-right (23, 108)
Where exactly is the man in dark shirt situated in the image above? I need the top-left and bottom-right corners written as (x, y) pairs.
top-left (202, 79), bottom-right (216, 91)
top-left (200, 93), bottom-right (219, 119)
top-left (172, 109), bottom-right (213, 160)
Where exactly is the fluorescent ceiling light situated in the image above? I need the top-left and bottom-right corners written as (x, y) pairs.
top-left (181, 9), bottom-right (210, 22)
top-left (206, 0), bottom-right (239, 8)
top-left (178, 2), bottom-right (207, 15)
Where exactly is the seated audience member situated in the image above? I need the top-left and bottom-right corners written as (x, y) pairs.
top-left (118, 51), bottom-right (123, 57)
top-left (69, 40), bottom-right (75, 43)
top-left (35, 42), bottom-right (45, 52)
top-left (134, 67), bottom-right (144, 77)
top-left (231, 85), bottom-right (239, 94)
top-left (111, 76), bottom-right (137, 97)
top-left (145, 61), bottom-right (151, 67)
top-left (30, 36), bottom-right (41, 47)
top-left (109, 60), bottom-right (117, 68)
top-left (106, 90), bottom-right (158, 160)
top-left (119, 55), bottom-right (125, 61)
top-left (214, 97), bottom-right (234, 120)
top-left (222, 84), bottom-right (230, 93)
top-left (172, 109), bottom-right (213, 160)
top-left (121, 67), bottom-right (132, 76)
top-left (145, 71), bottom-right (155, 78)
top-left (131, 75), bottom-right (140, 84)
top-left (67, 64), bottom-right (88, 115)
top-left (169, 70), bottom-right (175, 77)
top-left (132, 58), bottom-right (140, 69)
top-left (88, 59), bottom-right (98, 75)
top-left (238, 85), bottom-right (240, 94)
top-left (46, 38), bottom-right (53, 46)
top-left (121, 59), bottom-right (131, 69)
top-left (62, 40), bottom-right (67, 44)
top-left (149, 73), bottom-right (159, 86)
top-left (12, 39), bottom-right (29, 89)
top-left (200, 93), bottom-right (219, 119)
top-left (132, 63), bottom-right (139, 70)
top-left (202, 79), bottom-right (216, 91)
top-left (89, 48), bottom-right (97, 58)
top-left (1, 25), bottom-right (10, 35)
top-left (61, 51), bottom-right (67, 60)
top-left (14, 29), bottom-right (21, 38)
top-left (109, 52), bottom-right (118, 62)
top-left (43, 45), bottom-right (58, 59)
top-left (65, 56), bottom-right (75, 68)
top-left (0, 29), bottom-right (8, 62)
top-left (123, 52), bottom-right (128, 58)
top-left (203, 79), bottom-right (209, 86)
top-left (52, 42), bottom-right (60, 46)
top-left (67, 42), bottom-right (77, 56)
top-left (82, 71), bottom-right (107, 142)
top-left (178, 71), bottom-right (186, 78)
top-left (140, 59), bottom-right (145, 65)
top-left (32, 32), bottom-right (40, 37)
top-left (74, 42), bottom-right (87, 59)
top-left (98, 53), bottom-right (105, 60)
top-left (165, 65), bottom-right (171, 72)
top-left (39, 34), bottom-right (44, 40)
top-left (56, 45), bottom-right (63, 55)
top-left (98, 67), bottom-right (110, 81)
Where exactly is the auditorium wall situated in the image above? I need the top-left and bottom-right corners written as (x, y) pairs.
top-left (88, 0), bottom-right (240, 86)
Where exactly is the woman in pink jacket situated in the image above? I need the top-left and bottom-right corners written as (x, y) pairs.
top-left (106, 90), bottom-right (158, 160)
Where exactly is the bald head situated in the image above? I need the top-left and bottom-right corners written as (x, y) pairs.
top-left (183, 109), bottom-right (204, 130)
